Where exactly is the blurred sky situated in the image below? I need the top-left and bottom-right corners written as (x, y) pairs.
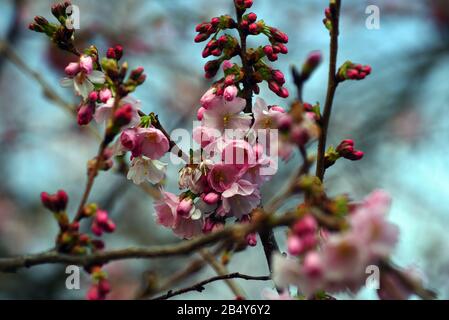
top-left (1, 0), bottom-right (449, 299)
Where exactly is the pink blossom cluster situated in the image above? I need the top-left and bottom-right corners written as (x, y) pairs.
top-left (273, 190), bottom-right (400, 298)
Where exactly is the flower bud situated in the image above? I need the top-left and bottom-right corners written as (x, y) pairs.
top-left (177, 198), bottom-right (194, 217)
top-left (203, 192), bottom-right (220, 205)
top-left (40, 190), bottom-right (69, 212)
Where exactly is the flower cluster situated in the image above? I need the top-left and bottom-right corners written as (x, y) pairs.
top-left (273, 190), bottom-right (400, 298)
top-left (324, 139), bottom-right (364, 169)
top-left (195, 0), bottom-right (290, 98)
top-left (40, 191), bottom-right (114, 299)
top-left (337, 61), bottom-right (372, 81)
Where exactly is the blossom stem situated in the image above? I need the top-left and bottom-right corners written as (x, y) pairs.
top-left (316, 0), bottom-right (341, 181)
top-left (235, 5), bottom-right (253, 113)
top-left (74, 96), bottom-right (122, 222)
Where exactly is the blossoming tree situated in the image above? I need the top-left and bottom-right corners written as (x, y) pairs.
top-left (0, 0), bottom-right (436, 300)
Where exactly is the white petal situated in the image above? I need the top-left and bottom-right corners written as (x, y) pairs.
top-left (88, 71), bottom-right (106, 84)
top-left (146, 160), bottom-right (167, 184)
top-left (60, 78), bottom-right (74, 87)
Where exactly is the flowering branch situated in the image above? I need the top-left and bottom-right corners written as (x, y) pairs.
top-left (0, 210), bottom-right (299, 273)
top-left (315, 0), bottom-right (341, 181)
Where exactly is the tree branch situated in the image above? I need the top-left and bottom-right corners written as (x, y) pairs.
top-left (0, 210), bottom-right (300, 273)
top-left (153, 272), bottom-right (270, 300)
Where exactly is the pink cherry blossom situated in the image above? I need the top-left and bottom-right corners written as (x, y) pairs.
top-left (120, 127), bottom-right (169, 160)
top-left (221, 180), bottom-right (260, 219)
top-left (202, 96), bottom-right (251, 132)
top-left (60, 55), bottom-right (105, 98)
top-left (95, 96), bottom-right (141, 127)
top-left (207, 163), bottom-right (242, 193)
top-left (223, 85), bottom-right (238, 101)
top-left (154, 192), bottom-right (203, 239)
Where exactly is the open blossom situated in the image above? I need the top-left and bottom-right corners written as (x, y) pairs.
top-left (251, 98), bottom-right (285, 131)
top-left (154, 192), bottom-right (203, 239)
top-left (61, 55), bottom-right (105, 98)
top-left (273, 190), bottom-right (400, 297)
top-left (221, 179), bottom-right (261, 219)
top-left (201, 94), bottom-right (252, 132)
top-left (120, 127), bottom-right (169, 159)
top-left (95, 96), bottom-right (141, 127)
top-left (127, 157), bottom-right (167, 185)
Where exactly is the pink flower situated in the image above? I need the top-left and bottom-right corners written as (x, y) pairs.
top-left (221, 180), bottom-right (260, 219)
top-left (154, 192), bottom-right (203, 239)
top-left (350, 190), bottom-right (398, 259)
top-left (207, 163), bottom-right (242, 193)
top-left (154, 192), bottom-right (179, 228)
top-left (251, 98), bottom-right (285, 130)
top-left (61, 55), bottom-right (105, 98)
top-left (202, 96), bottom-right (251, 132)
top-left (95, 96), bottom-right (141, 127)
top-left (120, 127), bottom-right (169, 160)
top-left (193, 126), bottom-right (221, 149)
top-left (99, 88), bottom-right (112, 103)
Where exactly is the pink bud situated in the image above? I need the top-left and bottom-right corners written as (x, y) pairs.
top-left (246, 233), bottom-right (257, 246)
top-left (79, 55), bottom-right (93, 74)
top-left (77, 104), bottom-right (94, 126)
top-left (88, 91), bottom-right (98, 102)
top-left (91, 222), bottom-right (103, 237)
top-left (203, 192), bottom-right (220, 205)
top-left (288, 236), bottom-right (303, 255)
top-left (293, 215), bottom-right (317, 236)
top-left (104, 220), bottom-right (116, 233)
top-left (87, 285), bottom-right (101, 300)
top-left (114, 104), bottom-right (134, 127)
top-left (247, 12), bottom-right (257, 22)
top-left (272, 70), bottom-right (285, 85)
top-left (303, 252), bottom-right (323, 278)
top-left (249, 23), bottom-right (258, 34)
top-left (222, 60), bottom-right (233, 71)
top-left (278, 87), bottom-right (289, 98)
top-left (99, 89), bottom-right (112, 103)
top-left (223, 85), bottom-right (238, 101)
top-left (263, 45), bottom-right (273, 56)
top-left (65, 62), bottom-right (80, 77)
top-left (96, 210), bottom-right (109, 225)
top-left (177, 198), bottom-right (193, 217)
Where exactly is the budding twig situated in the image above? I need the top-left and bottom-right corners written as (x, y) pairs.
top-left (316, 0), bottom-right (342, 181)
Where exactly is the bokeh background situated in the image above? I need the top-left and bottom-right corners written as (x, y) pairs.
top-left (0, 0), bottom-right (448, 299)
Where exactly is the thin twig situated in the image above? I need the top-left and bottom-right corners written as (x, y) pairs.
top-left (153, 272), bottom-right (270, 300)
top-left (315, 0), bottom-right (341, 181)
top-left (199, 249), bottom-right (245, 298)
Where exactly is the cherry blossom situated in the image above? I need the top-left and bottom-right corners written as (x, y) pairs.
top-left (60, 55), bottom-right (105, 98)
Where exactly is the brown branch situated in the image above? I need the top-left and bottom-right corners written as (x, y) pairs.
top-left (199, 249), bottom-right (245, 298)
top-left (315, 0), bottom-right (341, 181)
top-left (153, 272), bottom-right (270, 300)
top-left (0, 210), bottom-right (300, 273)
